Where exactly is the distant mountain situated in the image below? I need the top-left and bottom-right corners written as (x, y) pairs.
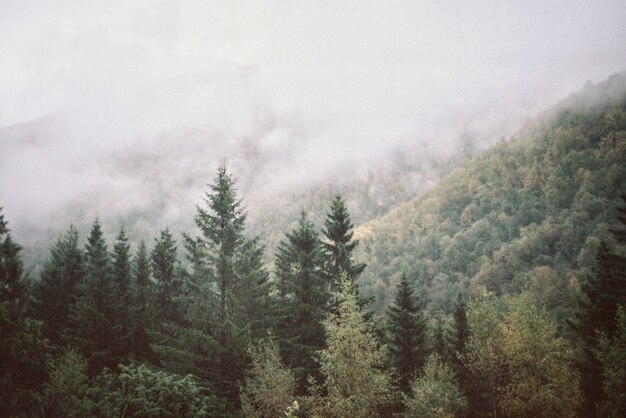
top-left (354, 73), bottom-right (626, 327)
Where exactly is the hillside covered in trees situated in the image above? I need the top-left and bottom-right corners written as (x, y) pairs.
top-left (1, 75), bottom-right (626, 417)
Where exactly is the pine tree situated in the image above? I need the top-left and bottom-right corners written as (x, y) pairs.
top-left (432, 315), bottom-right (452, 366)
top-left (453, 292), bottom-right (470, 389)
top-left (321, 195), bottom-right (366, 290)
top-left (151, 228), bottom-right (181, 322)
top-left (275, 211), bottom-right (328, 392)
top-left (111, 227), bottom-right (133, 363)
top-left (130, 241), bottom-right (155, 362)
top-left (594, 304), bottom-right (626, 418)
top-left (0, 209), bottom-right (46, 415)
top-left (36, 226), bottom-right (84, 345)
top-left (155, 163), bottom-right (270, 407)
top-left (65, 220), bottom-right (118, 375)
top-left (574, 240), bottom-right (626, 415)
top-left (386, 273), bottom-right (428, 392)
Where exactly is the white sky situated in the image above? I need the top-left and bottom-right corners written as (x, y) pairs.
top-left (1, 0), bottom-right (625, 228)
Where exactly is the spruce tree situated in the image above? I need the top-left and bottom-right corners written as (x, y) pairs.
top-left (130, 241), bottom-right (155, 362)
top-left (151, 229), bottom-right (181, 322)
top-left (275, 211), bottom-right (328, 392)
top-left (111, 227), bottom-right (133, 362)
top-left (574, 240), bottom-right (626, 416)
top-left (386, 273), bottom-right (427, 392)
top-left (65, 220), bottom-right (118, 375)
top-left (0, 209), bottom-right (46, 415)
top-left (452, 292), bottom-right (470, 389)
top-left (321, 195), bottom-right (366, 290)
top-left (155, 163), bottom-right (270, 407)
top-left (36, 226), bottom-right (84, 345)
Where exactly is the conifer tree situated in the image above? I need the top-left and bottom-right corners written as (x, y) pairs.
top-left (65, 220), bottom-right (118, 375)
top-left (275, 211), bottom-right (328, 391)
top-left (432, 315), bottom-right (452, 366)
top-left (130, 241), bottom-right (155, 361)
top-left (0, 209), bottom-right (46, 415)
top-left (574, 240), bottom-right (626, 415)
top-left (453, 292), bottom-right (470, 389)
top-left (36, 226), bottom-right (83, 344)
top-left (111, 227), bottom-right (133, 362)
top-left (155, 163), bottom-right (270, 407)
top-left (321, 195), bottom-right (366, 290)
top-left (151, 229), bottom-right (181, 322)
top-left (385, 273), bottom-right (427, 392)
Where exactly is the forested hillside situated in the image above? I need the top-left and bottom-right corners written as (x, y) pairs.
top-left (1, 75), bottom-right (625, 417)
top-left (356, 74), bottom-right (626, 324)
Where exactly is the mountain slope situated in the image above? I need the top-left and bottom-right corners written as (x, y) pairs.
top-left (355, 74), bottom-right (626, 324)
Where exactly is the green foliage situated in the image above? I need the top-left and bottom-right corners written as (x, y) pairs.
top-left (64, 220), bottom-right (120, 375)
top-left (309, 278), bottom-right (393, 417)
top-left (85, 363), bottom-right (214, 417)
top-left (385, 273), bottom-right (428, 392)
top-left (155, 163), bottom-right (270, 406)
top-left (35, 226), bottom-right (83, 344)
top-left (321, 195), bottom-right (366, 289)
top-left (240, 339), bottom-right (296, 418)
top-left (130, 241), bottom-right (156, 362)
top-left (594, 305), bottom-right (626, 418)
top-left (0, 208), bottom-right (47, 416)
top-left (275, 210), bottom-right (329, 391)
top-left (151, 229), bottom-right (181, 322)
top-left (465, 294), bottom-right (581, 417)
top-left (404, 354), bottom-right (467, 418)
top-left (355, 74), bottom-right (626, 322)
top-left (41, 348), bottom-right (90, 417)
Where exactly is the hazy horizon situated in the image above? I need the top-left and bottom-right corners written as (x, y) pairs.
top-left (2, 0), bottom-right (626, 240)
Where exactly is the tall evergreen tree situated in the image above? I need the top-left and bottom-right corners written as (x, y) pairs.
top-left (452, 292), bottom-right (470, 390)
top-left (321, 195), bottom-right (366, 290)
top-left (151, 229), bottom-right (181, 322)
top-left (155, 163), bottom-right (270, 407)
top-left (65, 220), bottom-right (118, 375)
top-left (386, 273), bottom-right (428, 393)
top-left (0, 209), bottom-right (46, 415)
top-left (36, 226), bottom-right (84, 345)
top-left (275, 211), bottom-right (328, 392)
top-left (111, 227), bottom-right (133, 362)
top-left (130, 241), bottom-right (155, 362)
top-left (573, 240), bottom-right (626, 416)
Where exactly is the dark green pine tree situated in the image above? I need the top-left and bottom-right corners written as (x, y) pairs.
top-left (35, 225), bottom-right (84, 345)
top-left (452, 292), bottom-right (470, 387)
top-left (65, 220), bottom-right (118, 375)
top-left (111, 227), bottom-right (133, 362)
top-left (574, 240), bottom-right (626, 416)
top-left (130, 241), bottom-right (155, 362)
top-left (386, 273), bottom-right (428, 393)
top-left (432, 315), bottom-right (452, 366)
top-left (275, 210), bottom-right (329, 392)
top-left (151, 228), bottom-right (181, 322)
top-left (0, 209), bottom-right (46, 415)
top-left (155, 163), bottom-right (270, 408)
top-left (321, 195), bottom-right (366, 290)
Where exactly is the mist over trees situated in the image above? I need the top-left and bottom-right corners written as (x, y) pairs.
top-left (1, 74), bottom-right (625, 416)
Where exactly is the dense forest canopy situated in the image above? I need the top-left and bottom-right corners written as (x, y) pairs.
top-left (1, 75), bottom-right (625, 416)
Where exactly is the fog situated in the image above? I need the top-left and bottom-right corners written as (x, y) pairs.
top-left (1, 0), bottom-right (625, 246)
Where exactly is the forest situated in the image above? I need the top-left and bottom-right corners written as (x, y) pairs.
top-left (1, 74), bottom-right (626, 417)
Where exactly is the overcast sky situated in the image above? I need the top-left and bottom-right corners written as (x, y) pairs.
top-left (1, 0), bottom-right (626, 230)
